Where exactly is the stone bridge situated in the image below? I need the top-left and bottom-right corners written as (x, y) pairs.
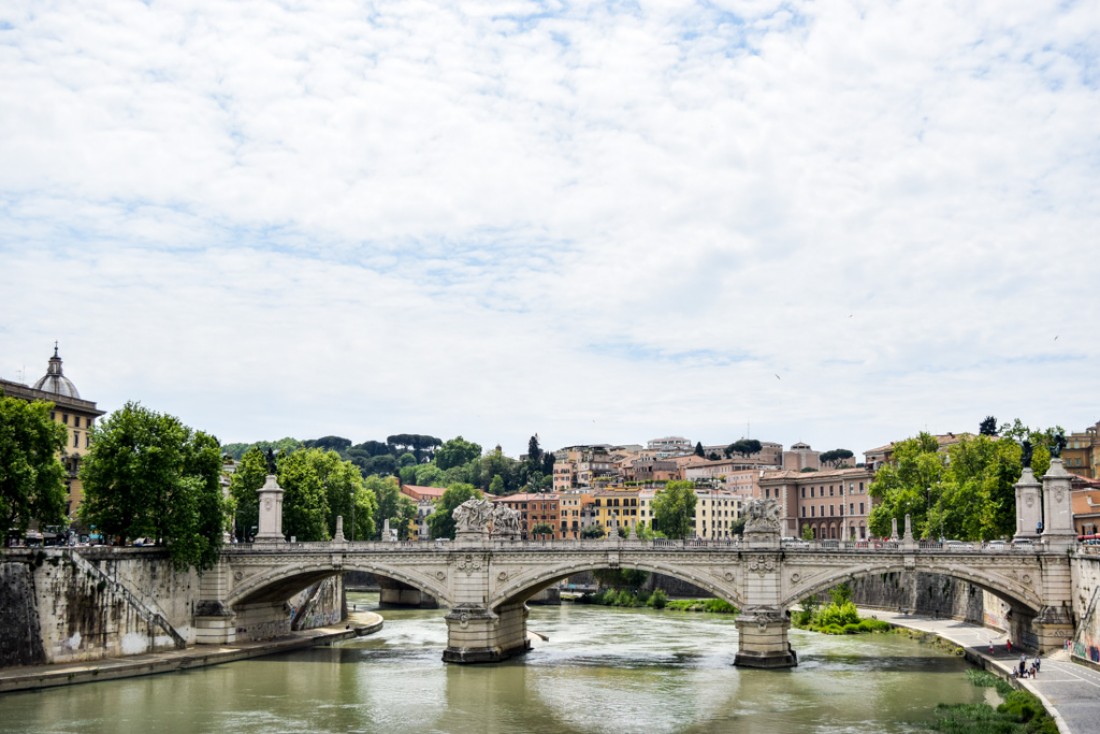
top-left (194, 464), bottom-right (1079, 668)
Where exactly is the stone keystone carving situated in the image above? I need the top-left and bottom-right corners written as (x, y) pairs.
top-left (453, 498), bottom-right (493, 533)
top-left (745, 498), bottom-right (782, 533)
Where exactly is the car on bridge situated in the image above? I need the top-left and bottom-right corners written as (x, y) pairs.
top-left (942, 540), bottom-right (975, 550)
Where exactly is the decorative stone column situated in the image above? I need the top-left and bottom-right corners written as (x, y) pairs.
top-left (443, 498), bottom-right (530, 663)
top-left (1014, 467), bottom-right (1042, 541)
top-left (901, 514), bottom-right (917, 550)
top-left (253, 475), bottom-right (285, 544)
top-left (735, 607), bottom-right (797, 668)
top-left (1041, 459), bottom-right (1076, 549)
top-left (735, 499), bottom-right (796, 668)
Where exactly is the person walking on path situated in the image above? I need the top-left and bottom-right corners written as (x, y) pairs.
top-left (1034, 654), bottom-right (1041, 674)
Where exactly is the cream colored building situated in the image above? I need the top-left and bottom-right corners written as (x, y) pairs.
top-left (0, 346), bottom-right (105, 525)
top-left (693, 488), bottom-right (745, 539)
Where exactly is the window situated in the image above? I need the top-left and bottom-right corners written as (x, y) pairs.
top-left (62, 413), bottom-right (69, 424)
top-left (829, 486), bottom-right (834, 496)
top-left (859, 502), bottom-right (864, 514)
top-left (73, 431), bottom-right (80, 448)
top-left (801, 507), bottom-right (806, 517)
top-left (801, 487), bottom-right (805, 498)
top-left (811, 506), bottom-right (815, 517)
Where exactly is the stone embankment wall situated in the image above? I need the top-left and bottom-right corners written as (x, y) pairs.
top-left (1070, 550), bottom-right (1100, 665)
top-left (844, 571), bottom-right (987, 624)
top-left (0, 548), bottom-right (346, 667)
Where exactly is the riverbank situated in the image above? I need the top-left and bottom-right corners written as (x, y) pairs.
top-left (858, 607), bottom-right (1100, 734)
top-left (0, 611), bottom-right (383, 694)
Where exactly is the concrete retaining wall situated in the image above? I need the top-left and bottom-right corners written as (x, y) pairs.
top-left (0, 548), bottom-right (346, 667)
top-left (1070, 550), bottom-right (1100, 665)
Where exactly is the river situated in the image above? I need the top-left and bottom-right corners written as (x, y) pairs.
top-left (1, 593), bottom-right (995, 734)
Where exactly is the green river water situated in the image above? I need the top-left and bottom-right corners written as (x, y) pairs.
top-left (0, 593), bottom-right (995, 734)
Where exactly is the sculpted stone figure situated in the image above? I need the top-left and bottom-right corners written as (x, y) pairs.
top-left (1051, 432), bottom-right (1067, 459)
top-left (1021, 440), bottom-right (1033, 468)
top-left (453, 498), bottom-right (493, 533)
top-left (491, 504), bottom-right (522, 536)
top-left (745, 498), bottom-right (782, 533)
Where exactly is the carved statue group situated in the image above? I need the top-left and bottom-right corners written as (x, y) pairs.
top-left (452, 498), bottom-right (522, 537)
top-left (745, 498), bottom-right (782, 534)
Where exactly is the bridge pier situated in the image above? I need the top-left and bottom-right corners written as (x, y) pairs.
top-left (442, 601), bottom-right (531, 663)
top-left (734, 607), bottom-right (797, 668)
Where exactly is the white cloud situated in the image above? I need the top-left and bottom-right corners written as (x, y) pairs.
top-left (1, 0), bottom-right (1098, 457)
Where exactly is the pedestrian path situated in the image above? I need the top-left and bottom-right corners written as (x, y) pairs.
top-left (0, 611), bottom-right (382, 694)
top-left (860, 607), bottom-right (1100, 734)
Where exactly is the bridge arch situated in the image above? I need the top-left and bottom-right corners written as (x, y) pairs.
top-left (489, 558), bottom-right (746, 611)
top-left (781, 558), bottom-right (1043, 616)
top-left (226, 558), bottom-right (451, 608)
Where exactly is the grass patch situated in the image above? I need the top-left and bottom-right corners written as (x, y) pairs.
top-left (576, 590), bottom-right (736, 613)
top-left (926, 668), bottom-right (1058, 733)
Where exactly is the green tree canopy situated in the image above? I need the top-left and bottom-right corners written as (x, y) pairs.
top-left (366, 475), bottom-right (416, 540)
top-left (819, 449), bottom-right (854, 468)
top-left (725, 439), bottom-right (762, 458)
top-left (277, 448), bottom-right (375, 542)
top-left (694, 441), bottom-right (705, 457)
top-left (435, 436), bottom-right (483, 471)
top-left (868, 433), bottom-right (946, 539)
top-left (426, 483), bottom-right (483, 539)
top-left (652, 480), bottom-right (697, 539)
top-left (79, 401), bottom-right (228, 570)
top-left (228, 446), bottom-right (269, 542)
top-left (0, 393), bottom-right (68, 545)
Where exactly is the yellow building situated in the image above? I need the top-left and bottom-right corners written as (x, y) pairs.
top-left (592, 488), bottom-right (640, 534)
top-left (694, 488), bottom-right (745, 540)
top-left (0, 346), bottom-right (105, 526)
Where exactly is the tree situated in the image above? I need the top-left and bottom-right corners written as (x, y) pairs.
top-left (867, 433), bottom-right (946, 539)
top-left (426, 483), bottom-right (483, 539)
top-left (435, 436), bottom-right (482, 471)
top-left (819, 449), bottom-right (854, 468)
top-left (581, 524), bottom-right (605, 539)
top-left (0, 393), bottom-right (68, 546)
top-left (527, 434), bottom-right (542, 469)
top-left (529, 522), bottom-right (554, 538)
top-left (652, 481), bottom-right (697, 539)
top-left (367, 475), bottom-right (416, 539)
top-left (276, 448), bottom-right (375, 542)
top-left (725, 439), bottom-right (762, 458)
top-left (694, 441), bottom-right (705, 458)
top-left (979, 416), bottom-right (998, 436)
top-left (488, 474), bottom-right (505, 495)
top-left (229, 446), bottom-right (268, 541)
top-left (303, 435), bottom-right (352, 453)
top-left (80, 402), bottom-right (227, 570)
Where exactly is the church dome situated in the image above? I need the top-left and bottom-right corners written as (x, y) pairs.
top-left (32, 344), bottom-right (81, 399)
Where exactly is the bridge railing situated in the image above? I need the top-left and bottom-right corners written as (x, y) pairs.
top-left (222, 537), bottom-right (1058, 554)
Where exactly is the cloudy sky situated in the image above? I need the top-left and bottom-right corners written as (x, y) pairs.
top-left (2, 0), bottom-right (1098, 459)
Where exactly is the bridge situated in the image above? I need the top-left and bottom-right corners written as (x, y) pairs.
top-left (194, 463), bottom-right (1080, 668)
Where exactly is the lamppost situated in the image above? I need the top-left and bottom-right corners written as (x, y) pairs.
top-left (349, 490), bottom-right (355, 542)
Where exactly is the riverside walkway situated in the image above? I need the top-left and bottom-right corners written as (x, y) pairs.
top-left (862, 608), bottom-right (1100, 734)
top-left (0, 611), bottom-right (382, 694)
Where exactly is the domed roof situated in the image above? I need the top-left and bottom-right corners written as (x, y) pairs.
top-left (32, 344), bottom-right (81, 399)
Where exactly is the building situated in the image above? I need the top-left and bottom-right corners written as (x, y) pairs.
top-left (558, 489), bottom-right (594, 539)
top-left (491, 493), bottom-right (561, 539)
top-left (552, 445), bottom-right (616, 490)
top-left (591, 488), bottom-right (641, 535)
top-left (401, 484), bottom-right (447, 540)
top-left (1064, 420), bottom-right (1100, 479)
top-left (0, 346), bottom-right (105, 525)
top-left (782, 442), bottom-right (821, 471)
top-left (693, 488), bottom-right (745, 539)
top-left (646, 436), bottom-right (693, 458)
top-left (758, 467), bottom-right (876, 541)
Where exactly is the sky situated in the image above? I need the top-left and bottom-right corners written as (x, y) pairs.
top-left (2, 0), bottom-right (1098, 459)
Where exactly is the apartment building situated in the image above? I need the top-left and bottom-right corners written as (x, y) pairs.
top-left (694, 488), bottom-right (745, 539)
top-left (1064, 420), bottom-right (1100, 479)
top-left (758, 467), bottom-right (875, 541)
top-left (492, 493), bottom-right (561, 539)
